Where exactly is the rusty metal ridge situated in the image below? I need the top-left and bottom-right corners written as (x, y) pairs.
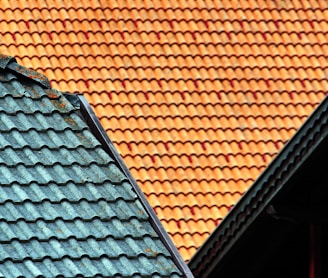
top-left (77, 93), bottom-right (194, 278)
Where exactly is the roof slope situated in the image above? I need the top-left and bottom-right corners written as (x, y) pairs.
top-left (0, 0), bottom-right (326, 260)
top-left (0, 54), bottom-right (186, 277)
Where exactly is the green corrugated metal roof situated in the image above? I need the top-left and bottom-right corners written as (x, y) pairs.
top-left (0, 54), bottom-right (185, 277)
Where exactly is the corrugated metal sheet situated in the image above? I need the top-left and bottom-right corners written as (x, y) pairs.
top-left (0, 56), bottom-right (183, 277)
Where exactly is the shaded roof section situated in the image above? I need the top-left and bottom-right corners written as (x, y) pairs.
top-left (0, 54), bottom-right (189, 277)
top-left (188, 94), bottom-right (328, 277)
top-left (0, 0), bottom-right (327, 260)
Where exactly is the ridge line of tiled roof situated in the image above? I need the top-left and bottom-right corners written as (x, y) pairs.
top-left (32, 66), bottom-right (328, 73)
top-left (2, 6), bottom-right (324, 12)
top-left (0, 176), bottom-right (127, 187)
top-left (0, 233), bottom-right (160, 243)
top-left (149, 191), bottom-right (243, 197)
top-left (78, 95), bottom-right (193, 277)
top-left (139, 177), bottom-right (254, 182)
top-left (164, 231), bottom-right (211, 236)
top-left (0, 214), bottom-right (149, 224)
top-left (135, 179), bottom-right (253, 186)
top-left (49, 77), bottom-right (328, 82)
top-left (4, 17), bottom-right (325, 24)
top-left (0, 142), bottom-right (103, 150)
top-left (7, 41), bottom-right (328, 48)
top-left (0, 125), bottom-right (88, 132)
top-left (159, 218), bottom-right (223, 224)
top-left (0, 253), bottom-right (176, 263)
top-left (5, 29), bottom-right (328, 35)
top-left (0, 196), bottom-right (138, 205)
top-left (123, 165), bottom-right (266, 170)
top-left (111, 141), bottom-right (287, 148)
top-left (21, 54), bottom-right (328, 61)
top-left (112, 130), bottom-right (292, 137)
top-left (103, 125), bottom-right (298, 132)
top-left (99, 111), bottom-right (312, 118)
top-left (94, 101), bottom-right (317, 107)
top-left (121, 152), bottom-right (276, 158)
top-left (91, 91), bottom-right (322, 99)
top-left (0, 144), bottom-right (102, 150)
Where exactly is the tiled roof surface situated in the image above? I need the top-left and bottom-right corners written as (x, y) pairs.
top-left (0, 55), bottom-right (183, 277)
top-left (0, 0), bottom-right (326, 261)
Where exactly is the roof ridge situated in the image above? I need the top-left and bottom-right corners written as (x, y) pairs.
top-left (0, 53), bottom-right (50, 88)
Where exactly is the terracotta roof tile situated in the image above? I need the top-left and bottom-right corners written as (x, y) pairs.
top-left (1, 0), bottom-right (327, 262)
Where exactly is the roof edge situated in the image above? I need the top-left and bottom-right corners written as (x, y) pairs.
top-left (189, 96), bottom-right (328, 276)
top-left (78, 94), bottom-right (194, 278)
top-left (0, 53), bottom-right (50, 88)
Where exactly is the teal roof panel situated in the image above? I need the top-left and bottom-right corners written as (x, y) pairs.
top-left (0, 55), bottom-right (184, 277)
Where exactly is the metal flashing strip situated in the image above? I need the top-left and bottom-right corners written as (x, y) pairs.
top-left (77, 94), bottom-right (194, 278)
top-left (189, 96), bottom-right (328, 277)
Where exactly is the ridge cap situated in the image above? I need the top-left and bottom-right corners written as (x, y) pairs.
top-left (0, 53), bottom-right (50, 88)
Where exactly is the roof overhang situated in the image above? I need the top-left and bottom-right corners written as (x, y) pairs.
top-left (189, 96), bottom-right (328, 277)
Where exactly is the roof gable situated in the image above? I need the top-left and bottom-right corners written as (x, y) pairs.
top-left (0, 55), bottom-right (187, 277)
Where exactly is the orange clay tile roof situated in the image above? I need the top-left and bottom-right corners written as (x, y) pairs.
top-left (0, 0), bottom-right (327, 261)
